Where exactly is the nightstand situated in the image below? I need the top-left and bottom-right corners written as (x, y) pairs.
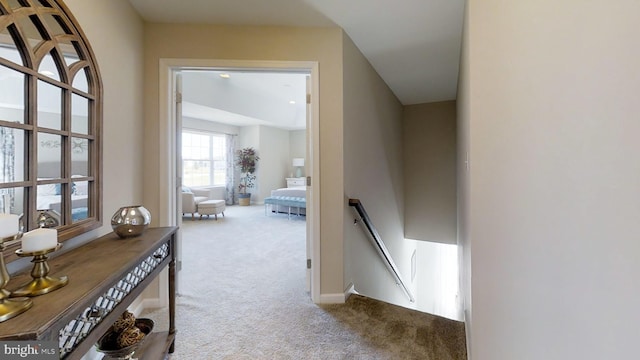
top-left (286, 177), bottom-right (306, 187)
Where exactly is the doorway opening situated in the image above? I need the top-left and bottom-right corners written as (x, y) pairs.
top-left (158, 59), bottom-right (320, 304)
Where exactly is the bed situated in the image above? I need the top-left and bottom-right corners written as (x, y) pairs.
top-left (37, 179), bottom-right (89, 222)
top-left (269, 186), bottom-right (306, 215)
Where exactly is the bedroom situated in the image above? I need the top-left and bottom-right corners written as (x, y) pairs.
top-left (179, 69), bottom-right (309, 209)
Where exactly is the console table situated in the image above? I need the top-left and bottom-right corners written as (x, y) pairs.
top-left (0, 226), bottom-right (178, 360)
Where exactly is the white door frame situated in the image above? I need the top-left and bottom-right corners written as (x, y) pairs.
top-left (158, 58), bottom-right (321, 303)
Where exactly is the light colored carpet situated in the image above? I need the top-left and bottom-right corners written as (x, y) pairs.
top-left (142, 205), bottom-right (466, 359)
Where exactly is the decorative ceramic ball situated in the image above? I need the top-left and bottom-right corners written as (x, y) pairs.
top-left (117, 326), bottom-right (145, 348)
top-left (112, 311), bottom-right (136, 333)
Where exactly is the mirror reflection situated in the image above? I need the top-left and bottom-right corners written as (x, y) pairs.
top-left (41, 14), bottom-right (68, 37)
top-left (71, 138), bottom-right (89, 175)
top-left (0, 186), bottom-right (24, 246)
top-left (73, 68), bottom-right (89, 93)
top-left (36, 131), bottom-right (62, 226)
top-left (39, 52), bottom-right (61, 81)
top-left (71, 94), bottom-right (89, 134)
top-left (16, 16), bottom-right (44, 51)
top-left (0, 65), bottom-right (25, 123)
top-left (37, 80), bottom-right (62, 130)
top-left (71, 180), bottom-right (89, 223)
top-left (37, 132), bottom-right (62, 179)
top-left (0, 126), bottom-right (25, 182)
top-left (0, 26), bottom-right (24, 65)
top-left (59, 39), bottom-right (80, 67)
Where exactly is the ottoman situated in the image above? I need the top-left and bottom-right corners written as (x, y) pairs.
top-left (197, 199), bottom-right (226, 220)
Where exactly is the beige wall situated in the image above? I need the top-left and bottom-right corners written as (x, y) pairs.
top-left (60, 0), bottom-right (144, 247)
top-left (257, 125), bottom-right (290, 201)
top-left (341, 33), bottom-right (414, 307)
top-left (464, 0), bottom-right (640, 359)
top-left (143, 24), bottom-right (345, 296)
top-left (403, 101), bottom-right (457, 244)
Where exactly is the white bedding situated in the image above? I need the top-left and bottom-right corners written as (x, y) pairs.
top-left (37, 178), bottom-right (89, 211)
top-left (270, 186), bottom-right (306, 198)
top-left (37, 195), bottom-right (88, 211)
top-left (270, 187), bottom-right (306, 215)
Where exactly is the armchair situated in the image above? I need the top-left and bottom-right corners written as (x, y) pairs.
top-left (181, 186), bottom-right (227, 220)
top-left (182, 188), bottom-right (209, 220)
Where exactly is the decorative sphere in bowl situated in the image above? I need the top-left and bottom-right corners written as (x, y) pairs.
top-left (112, 311), bottom-right (136, 333)
top-left (117, 326), bottom-right (146, 348)
top-left (96, 318), bottom-right (154, 359)
top-left (111, 205), bottom-right (151, 238)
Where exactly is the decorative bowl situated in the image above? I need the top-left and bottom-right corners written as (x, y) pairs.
top-left (96, 318), bottom-right (154, 359)
top-left (111, 205), bottom-right (151, 239)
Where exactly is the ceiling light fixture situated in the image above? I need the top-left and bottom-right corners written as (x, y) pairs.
top-left (289, 100), bottom-right (296, 104)
top-left (219, 73), bottom-right (230, 79)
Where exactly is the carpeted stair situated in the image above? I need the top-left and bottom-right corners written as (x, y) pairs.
top-left (321, 294), bottom-right (467, 360)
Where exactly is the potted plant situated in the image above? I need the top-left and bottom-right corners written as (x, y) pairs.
top-left (236, 147), bottom-right (260, 206)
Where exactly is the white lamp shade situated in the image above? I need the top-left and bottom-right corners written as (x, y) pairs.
top-left (292, 158), bottom-right (305, 167)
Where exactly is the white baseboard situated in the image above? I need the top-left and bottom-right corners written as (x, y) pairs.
top-left (130, 297), bottom-right (162, 316)
top-left (319, 283), bottom-right (357, 303)
top-left (319, 293), bottom-right (346, 303)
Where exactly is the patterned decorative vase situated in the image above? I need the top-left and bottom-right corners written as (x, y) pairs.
top-left (111, 205), bottom-right (151, 239)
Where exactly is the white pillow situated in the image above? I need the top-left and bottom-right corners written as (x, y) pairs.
top-left (74, 181), bottom-right (88, 195)
top-left (38, 183), bottom-right (58, 196)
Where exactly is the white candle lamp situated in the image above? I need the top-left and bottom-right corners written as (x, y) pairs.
top-left (0, 215), bottom-right (33, 322)
top-left (0, 213), bottom-right (19, 239)
top-left (21, 228), bottom-right (58, 253)
top-left (11, 228), bottom-right (67, 297)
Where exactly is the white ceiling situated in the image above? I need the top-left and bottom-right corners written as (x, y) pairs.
top-left (181, 70), bottom-right (308, 130)
top-left (128, 0), bottom-right (465, 128)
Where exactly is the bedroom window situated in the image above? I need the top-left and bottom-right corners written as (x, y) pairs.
top-left (0, 0), bottom-right (102, 249)
top-left (182, 131), bottom-right (226, 186)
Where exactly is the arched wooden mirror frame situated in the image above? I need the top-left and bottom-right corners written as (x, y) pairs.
top-left (0, 0), bottom-right (102, 259)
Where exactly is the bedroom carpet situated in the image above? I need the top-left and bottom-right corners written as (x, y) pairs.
top-left (141, 205), bottom-right (466, 359)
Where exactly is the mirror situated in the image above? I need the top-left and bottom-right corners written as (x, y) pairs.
top-left (0, 0), bottom-right (102, 252)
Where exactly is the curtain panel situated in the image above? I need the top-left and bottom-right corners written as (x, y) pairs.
top-left (225, 134), bottom-right (236, 205)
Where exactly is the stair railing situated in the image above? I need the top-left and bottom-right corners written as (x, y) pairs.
top-left (348, 198), bottom-right (415, 303)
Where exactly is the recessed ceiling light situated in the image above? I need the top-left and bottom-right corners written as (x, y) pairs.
top-left (40, 70), bottom-right (55, 77)
top-left (219, 73), bottom-right (230, 79)
top-left (289, 100), bottom-right (296, 104)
